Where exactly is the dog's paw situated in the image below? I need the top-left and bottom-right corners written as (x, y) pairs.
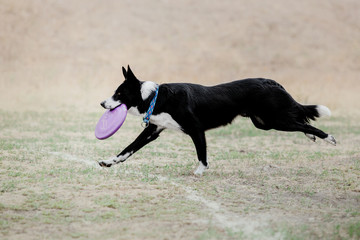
top-left (194, 162), bottom-right (209, 176)
top-left (98, 161), bottom-right (112, 167)
top-left (324, 134), bottom-right (336, 146)
top-left (305, 133), bottom-right (316, 142)
top-left (98, 157), bottom-right (117, 167)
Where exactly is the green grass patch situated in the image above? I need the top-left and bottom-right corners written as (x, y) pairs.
top-left (1, 110), bottom-right (359, 239)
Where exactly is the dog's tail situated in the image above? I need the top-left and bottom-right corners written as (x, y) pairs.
top-left (302, 105), bottom-right (331, 122)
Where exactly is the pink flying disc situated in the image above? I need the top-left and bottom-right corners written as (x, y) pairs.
top-left (95, 104), bottom-right (127, 140)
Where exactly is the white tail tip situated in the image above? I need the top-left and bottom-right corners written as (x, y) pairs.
top-left (316, 105), bottom-right (331, 117)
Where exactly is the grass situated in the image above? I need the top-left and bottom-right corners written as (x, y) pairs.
top-left (0, 110), bottom-right (359, 239)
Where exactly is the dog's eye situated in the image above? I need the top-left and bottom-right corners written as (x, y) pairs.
top-left (117, 92), bottom-right (121, 95)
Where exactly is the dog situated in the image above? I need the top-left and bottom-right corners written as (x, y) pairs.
top-left (99, 66), bottom-right (336, 175)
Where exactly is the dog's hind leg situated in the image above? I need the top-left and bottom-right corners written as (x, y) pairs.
top-left (99, 124), bottom-right (163, 167)
top-left (275, 123), bottom-right (336, 146)
top-left (189, 131), bottom-right (209, 175)
top-left (302, 125), bottom-right (336, 145)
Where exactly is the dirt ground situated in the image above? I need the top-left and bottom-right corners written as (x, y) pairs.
top-left (1, 0), bottom-right (360, 239)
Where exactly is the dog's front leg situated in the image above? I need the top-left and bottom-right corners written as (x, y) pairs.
top-left (99, 124), bottom-right (163, 167)
top-left (189, 130), bottom-right (209, 176)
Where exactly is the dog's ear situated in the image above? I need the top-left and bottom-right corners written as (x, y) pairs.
top-left (122, 66), bottom-right (127, 79)
top-left (127, 65), bottom-right (137, 80)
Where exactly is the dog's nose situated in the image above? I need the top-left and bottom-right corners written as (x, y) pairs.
top-left (100, 101), bottom-right (106, 108)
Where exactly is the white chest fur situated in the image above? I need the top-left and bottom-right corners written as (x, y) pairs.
top-left (150, 113), bottom-right (182, 131)
top-left (128, 106), bottom-right (142, 116)
top-left (128, 107), bottom-right (182, 131)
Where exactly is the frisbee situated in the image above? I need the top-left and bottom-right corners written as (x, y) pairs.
top-left (95, 104), bottom-right (127, 140)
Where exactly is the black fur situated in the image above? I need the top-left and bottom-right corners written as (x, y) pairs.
top-left (99, 66), bottom-right (336, 172)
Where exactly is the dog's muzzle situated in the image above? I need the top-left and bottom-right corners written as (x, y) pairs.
top-left (100, 101), bottom-right (106, 109)
top-left (100, 97), bottom-right (121, 110)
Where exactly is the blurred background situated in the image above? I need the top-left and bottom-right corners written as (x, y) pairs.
top-left (1, 0), bottom-right (359, 113)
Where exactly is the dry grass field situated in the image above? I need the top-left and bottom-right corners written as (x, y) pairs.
top-left (1, 0), bottom-right (360, 239)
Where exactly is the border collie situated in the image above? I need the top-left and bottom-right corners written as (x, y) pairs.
top-left (99, 66), bottom-right (336, 175)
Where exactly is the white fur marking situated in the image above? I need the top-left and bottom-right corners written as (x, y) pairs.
top-left (128, 106), bottom-right (142, 116)
top-left (141, 81), bottom-right (157, 100)
top-left (103, 97), bottom-right (121, 109)
top-left (127, 107), bottom-right (181, 131)
top-left (150, 113), bottom-right (182, 131)
top-left (324, 135), bottom-right (336, 145)
top-left (305, 133), bottom-right (316, 142)
top-left (115, 152), bottom-right (132, 163)
top-left (317, 105), bottom-right (331, 117)
top-left (100, 156), bottom-right (116, 166)
top-left (194, 162), bottom-right (208, 175)
top-left (101, 152), bottom-right (132, 166)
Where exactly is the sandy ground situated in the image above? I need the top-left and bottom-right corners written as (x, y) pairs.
top-left (1, 0), bottom-right (360, 113)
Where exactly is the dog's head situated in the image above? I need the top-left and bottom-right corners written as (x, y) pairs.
top-left (101, 66), bottom-right (141, 110)
top-left (100, 66), bottom-right (157, 111)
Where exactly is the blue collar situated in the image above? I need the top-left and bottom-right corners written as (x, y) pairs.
top-left (142, 86), bottom-right (159, 128)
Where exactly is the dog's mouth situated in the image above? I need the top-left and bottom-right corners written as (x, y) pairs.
top-left (110, 105), bottom-right (121, 111)
top-left (100, 98), bottom-right (121, 110)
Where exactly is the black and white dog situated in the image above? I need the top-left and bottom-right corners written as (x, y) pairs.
top-left (99, 66), bottom-right (336, 175)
